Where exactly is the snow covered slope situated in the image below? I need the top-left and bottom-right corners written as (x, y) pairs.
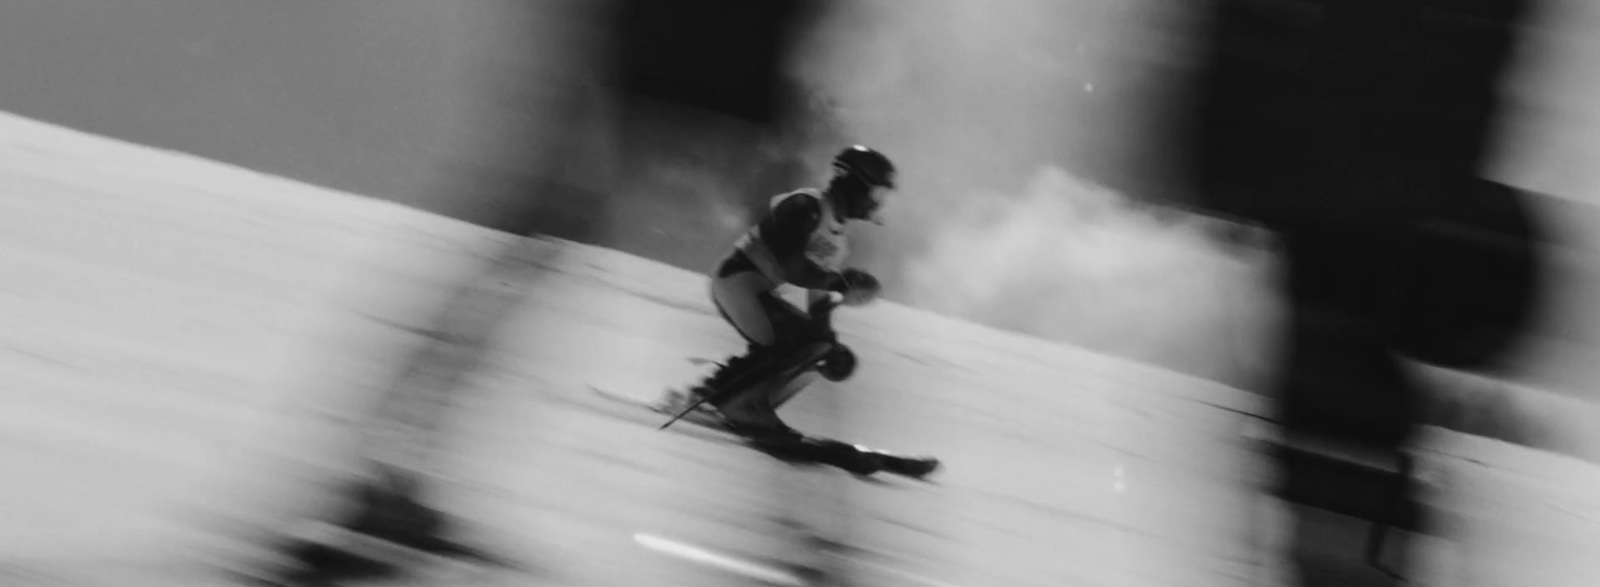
top-left (2, 111), bottom-right (1599, 586)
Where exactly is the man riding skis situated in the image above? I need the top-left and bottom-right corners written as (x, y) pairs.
top-left (657, 145), bottom-right (897, 436)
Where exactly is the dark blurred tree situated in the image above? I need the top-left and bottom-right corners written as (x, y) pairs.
top-left (1175, 0), bottom-right (1543, 584)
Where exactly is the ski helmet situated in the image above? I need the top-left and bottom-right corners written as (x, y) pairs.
top-left (829, 145), bottom-right (896, 222)
top-left (831, 145), bottom-right (896, 189)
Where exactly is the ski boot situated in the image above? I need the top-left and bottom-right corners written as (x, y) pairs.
top-left (653, 350), bottom-right (770, 423)
top-left (652, 386), bottom-right (718, 417)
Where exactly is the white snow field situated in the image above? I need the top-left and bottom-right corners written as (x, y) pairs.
top-left (1, 110), bottom-right (1599, 586)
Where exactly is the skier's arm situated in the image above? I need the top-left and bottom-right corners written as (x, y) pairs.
top-left (760, 195), bottom-right (846, 291)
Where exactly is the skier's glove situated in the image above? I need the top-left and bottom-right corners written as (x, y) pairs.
top-left (836, 268), bottom-right (880, 306)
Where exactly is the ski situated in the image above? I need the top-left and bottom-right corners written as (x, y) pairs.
top-left (585, 385), bottom-right (940, 479)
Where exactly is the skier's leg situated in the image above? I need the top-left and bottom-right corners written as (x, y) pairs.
top-left (656, 269), bottom-right (781, 410)
top-left (697, 272), bottom-right (828, 433)
top-left (716, 342), bottom-right (835, 436)
top-left (716, 348), bottom-right (823, 418)
top-left (710, 270), bottom-right (783, 347)
top-left (766, 369), bottom-right (821, 411)
top-left (710, 266), bottom-right (818, 363)
top-left (715, 377), bottom-right (797, 437)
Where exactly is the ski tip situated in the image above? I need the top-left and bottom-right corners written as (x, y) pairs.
top-left (885, 457), bottom-right (941, 480)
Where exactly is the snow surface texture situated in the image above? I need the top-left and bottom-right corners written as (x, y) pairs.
top-left (1, 111), bottom-right (1599, 585)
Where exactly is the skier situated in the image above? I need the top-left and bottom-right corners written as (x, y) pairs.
top-left (657, 145), bottom-right (897, 436)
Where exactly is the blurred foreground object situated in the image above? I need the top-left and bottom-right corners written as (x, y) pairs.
top-left (1178, 0), bottom-right (1545, 584)
top-left (256, 1), bottom-right (831, 584)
